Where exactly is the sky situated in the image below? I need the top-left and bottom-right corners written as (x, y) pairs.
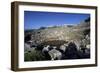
top-left (24, 11), bottom-right (90, 30)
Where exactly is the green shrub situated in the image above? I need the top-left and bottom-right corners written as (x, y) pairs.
top-left (31, 50), bottom-right (46, 61)
top-left (24, 49), bottom-right (46, 61)
top-left (24, 52), bottom-right (32, 61)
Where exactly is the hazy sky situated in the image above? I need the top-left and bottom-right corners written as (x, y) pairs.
top-left (24, 11), bottom-right (90, 30)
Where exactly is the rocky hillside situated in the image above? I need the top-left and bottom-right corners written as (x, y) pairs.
top-left (24, 17), bottom-right (90, 61)
top-left (25, 17), bottom-right (90, 48)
